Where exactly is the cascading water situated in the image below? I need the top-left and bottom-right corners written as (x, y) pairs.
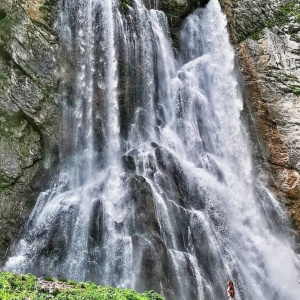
top-left (4, 0), bottom-right (300, 299)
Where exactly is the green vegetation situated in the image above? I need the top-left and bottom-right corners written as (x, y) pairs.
top-left (0, 186), bottom-right (13, 194)
top-left (0, 13), bottom-right (12, 40)
top-left (292, 88), bottom-right (300, 95)
top-left (0, 9), bottom-right (14, 64)
top-left (239, 1), bottom-right (300, 42)
top-left (20, 145), bottom-right (30, 157)
top-left (280, 1), bottom-right (298, 15)
top-left (0, 10), bottom-right (6, 21)
top-left (0, 12), bottom-right (12, 60)
top-left (266, 1), bottom-right (300, 28)
top-left (122, 0), bottom-right (133, 11)
top-left (41, 0), bottom-right (58, 26)
top-left (248, 30), bottom-right (264, 41)
top-left (0, 272), bottom-right (165, 300)
top-left (0, 73), bottom-right (9, 88)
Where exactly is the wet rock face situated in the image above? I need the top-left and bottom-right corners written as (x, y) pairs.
top-left (141, 0), bottom-right (210, 46)
top-left (129, 175), bottom-right (161, 236)
top-left (222, 0), bottom-right (300, 232)
top-left (222, 0), bottom-right (287, 42)
top-left (0, 0), bottom-right (59, 263)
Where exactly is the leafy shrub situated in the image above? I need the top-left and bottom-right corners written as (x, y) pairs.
top-left (0, 272), bottom-right (165, 300)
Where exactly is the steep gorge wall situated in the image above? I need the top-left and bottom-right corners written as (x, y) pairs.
top-left (0, 0), bottom-right (59, 262)
top-left (221, 0), bottom-right (300, 232)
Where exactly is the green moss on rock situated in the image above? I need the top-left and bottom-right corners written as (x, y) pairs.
top-left (0, 10), bottom-right (13, 63)
top-left (0, 186), bottom-right (12, 194)
top-left (248, 30), bottom-right (264, 41)
top-left (292, 88), bottom-right (300, 95)
top-left (0, 10), bottom-right (7, 21)
top-left (0, 13), bottom-right (12, 40)
top-left (0, 73), bottom-right (9, 88)
top-left (266, 1), bottom-right (299, 28)
top-left (41, 0), bottom-right (58, 27)
top-left (239, 0), bottom-right (300, 42)
top-left (122, 0), bottom-right (133, 11)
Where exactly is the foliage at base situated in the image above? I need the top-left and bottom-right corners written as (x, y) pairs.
top-left (0, 272), bottom-right (165, 300)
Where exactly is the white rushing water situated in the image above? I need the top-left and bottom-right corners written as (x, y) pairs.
top-left (4, 0), bottom-right (300, 299)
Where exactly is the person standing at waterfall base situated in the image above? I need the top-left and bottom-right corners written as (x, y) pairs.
top-left (227, 280), bottom-right (235, 299)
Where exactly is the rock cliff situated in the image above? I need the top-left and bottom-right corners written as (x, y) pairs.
top-left (221, 0), bottom-right (300, 233)
top-left (0, 0), bottom-right (59, 263)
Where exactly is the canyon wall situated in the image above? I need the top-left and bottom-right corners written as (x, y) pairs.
top-left (0, 0), bottom-right (59, 262)
top-left (221, 0), bottom-right (300, 233)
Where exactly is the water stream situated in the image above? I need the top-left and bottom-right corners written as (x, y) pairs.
top-left (4, 0), bottom-right (300, 299)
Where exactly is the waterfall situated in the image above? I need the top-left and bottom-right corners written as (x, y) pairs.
top-left (4, 0), bottom-right (300, 299)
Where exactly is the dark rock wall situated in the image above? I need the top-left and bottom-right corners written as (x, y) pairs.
top-left (0, 0), bottom-right (59, 263)
top-left (157, 0), bottom-right (209, 45)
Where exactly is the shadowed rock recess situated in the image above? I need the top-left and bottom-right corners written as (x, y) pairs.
top-left (220, 0), bottom-right (300, 234)
top-left (0, 0), bottom-right (59, 262)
